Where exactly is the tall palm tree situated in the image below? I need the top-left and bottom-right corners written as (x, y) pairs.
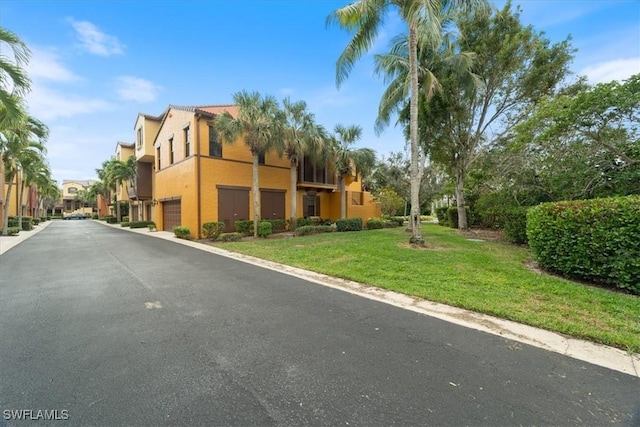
top-left (0, 26), bottom-right (31, 126)
top-left (331, 124), bottom-right (376, 219)
top-left (100, 158), bottom-right (134, 222)
top-left (328, 0), bottom-right (489, 244)
top-left (36, 176), bottom-right (60, 217)
top-left (1, 111), bottom-right (48, 234)
top-left (88, 180), bottom-right (108, 218)
top-left (214, 91), bottom-right (281, 237)
top-left (277, 97), bottom-right (327, 230)
top-left (17, 149), bottom-right (48, 225)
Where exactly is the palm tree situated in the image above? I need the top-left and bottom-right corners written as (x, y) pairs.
top-left (99, 158), bottom-right (134, 222)
top-left (0, 26), bottom-right (31, 126)
top-left (37, 177), bottom-right (60, 217)
top-left (88, 180), bottom-right (108, 218)
top-left (331, 124), bottom-right (376, 219)
top-left (328, 0), bottom-right (489, 243)
top-left (17, 149), bottom-right (48, 225)
top-left (214, 91), bottom-right (281, 237)
top-left (277, 97), bottom-right (327, 230)
top-left (1, 110), bottom-right (48, 235)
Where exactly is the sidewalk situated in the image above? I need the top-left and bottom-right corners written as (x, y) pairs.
top-left (7, 219), bottom-right (640, 378)
top-left (0, 219), bottom-right (53, 255)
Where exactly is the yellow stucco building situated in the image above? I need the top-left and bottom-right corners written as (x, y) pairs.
top-left (132, 104), bottom-right (380, 238)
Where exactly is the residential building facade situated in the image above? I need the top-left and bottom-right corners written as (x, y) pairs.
top-left (129, 104), bottom-right (380, 238)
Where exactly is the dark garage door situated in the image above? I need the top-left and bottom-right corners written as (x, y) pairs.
top-left (162, 200), bottom-right (181, 232)
top-left (261, 190), bottom-right (285, 220)
top-left (218, 188), bottom-right (249, 232)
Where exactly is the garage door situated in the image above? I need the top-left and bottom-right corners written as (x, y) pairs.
top-left (218, 187), bottom-right (249, 232)
top-left (162, 200), bottom-right (181, 232)
top-left (261, 190), bottom-right (285, 220)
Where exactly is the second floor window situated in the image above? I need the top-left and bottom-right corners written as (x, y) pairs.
top-left (137, 127), bottom-right (143, 148)
top-left (68, 187), bottom-right (77, 194)
top-left (208, 126), bottom-right (222, 157)
top-left (258, 151), bottom-right (265, 165)
top-left (157, 147), bottom-right (161, 169)
top-left (184, 127), bottom-right (190, 157)
top-left (169, 138), bottom-right (174, 164)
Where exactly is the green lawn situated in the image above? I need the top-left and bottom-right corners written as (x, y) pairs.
top-left (211, 224), bottom-right (640, 352)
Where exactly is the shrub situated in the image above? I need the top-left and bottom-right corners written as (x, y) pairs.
top-left (104, 216), bottom-right (117, 224)
top-left (219, 232), bottom-right (243, 242)
top-left (51, 215), bottom-right (62, 220)
top-left (234, 220), bottom-right (253, 235)
top-left (446, 207), bottom-right (471, 229)
top-left (148, 223), bottom-right (156, 231)
top-left (20, 217), bottom-right (33, 231)
top-left (202, 222), bottom-right (225, 240)
top-left (297, 217), bottom-right (312, 227)
top-left (258, 221), bottom-right (272, 238)
top-left (266, 219), bottom-right (287, 233)
top-left (503, 207), bottom-right (529, 244)
top-left (40, 216), bottom-right (47, 222)
top-left (366, 218), bottom-right (385, 230)
top-left (435, 207), bottom-right (449, 226)
top-left (122, 216), bottom-right (129, 223)
top-left (92, 214), bottom-right (99, 219)
top-left (1, 227), bottom-right (20, 236)
top-left (120, 222), bottom-right (130, 227)
top-left (173, 226), bottom-right (192, 240)
top-left (336, 217), bottom-right (362, 232)
top-left (388, 216), bottom-right (406, 227)
top-left (527, 196), bottom-right (640, 294)
top-left (130, 221), bottom-right (155, 229)
top-left (295, 225), bottom-right (334, 236)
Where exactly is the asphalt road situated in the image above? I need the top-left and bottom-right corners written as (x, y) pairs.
top-left (1, 221), bottom-right (638, 426)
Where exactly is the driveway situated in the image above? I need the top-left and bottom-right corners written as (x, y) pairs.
top-left (1, 220), bottom-right (638, 425)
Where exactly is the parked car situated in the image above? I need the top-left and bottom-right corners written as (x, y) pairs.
top-left (63, 213), bottom-right (87, 220)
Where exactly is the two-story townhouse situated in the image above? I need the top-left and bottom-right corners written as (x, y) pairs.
top-left (61, 180), bottom-right (96, 217)
top-left (113, 142), bottom-right (135, 219)
top-left (135, 104), bottom-right (380, 238)
top-left (130, 113), bottom-right (161, 222)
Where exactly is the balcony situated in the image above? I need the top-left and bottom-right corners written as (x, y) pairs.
top-left (127, 162), bottom-right (152, 200)
top-left (297, 156), bottom-right (336, 192)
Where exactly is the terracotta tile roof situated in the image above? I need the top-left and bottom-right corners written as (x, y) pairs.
top-left (197, 105), bottom-right (238, 117)
top-left (62, 179), bottom-right (97, 187)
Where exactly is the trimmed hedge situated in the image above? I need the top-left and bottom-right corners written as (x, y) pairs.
top-left (122, 216), bottom-right (130, 223)
top-left (295, 225), bottom-right (334, 236)
top-left (31, 217), bottom-right (40, 226)
top-left (234, 220), bottom-right (253, 235)
top-left (120, 222), bottom-right (130, 227)
top-left (366, 219), bottom-right (385, 230)
top-left (104, 215), bottom-right (117, 224)
top-left (173, 226), bottom-right (192, 240)
top-left (202, 222), bottom-right (225, 240)
top-left (527, 196), bottom-right (640, 294)
top-left (503, 207), bottom-right (529, 244)
top-left (1, 227), bottom-right (20, 236)
top-left (258, 221), bottom-right (272, 238)
top-left (219, 232), bottom-right (242, 242)
top-left (336, 217), bottom-right (362, 232)
top-left (92, 214), bottom-right (99, 219)
top-left (130, 221), bottom-right (155, 229)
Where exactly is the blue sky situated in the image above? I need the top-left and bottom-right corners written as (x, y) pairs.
top-left (2, 0), bottom-right (639, 186)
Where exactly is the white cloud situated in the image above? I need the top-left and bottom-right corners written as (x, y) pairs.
top-left (27, 48), bottom-right (79, 82)
top-left (115, 76), bottom-right (162, 103)
top-left (580, 58), bottom-right (640, 84)
top-left (67, 18), bottom-right (124, 56)
top-left (26, 85), bottom-right (113, 120)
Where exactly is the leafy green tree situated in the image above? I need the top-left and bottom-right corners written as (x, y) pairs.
top-left (214, 91), bottom-right (281, 237)
top-left (373, 187), bottom-right (404, 216)
top-left (330, 124), bottom-right (376, 218)
top-left (513, 73), bottom-right (639, 198)
top-left (277, 97), bottom-right (327, 230)
top-left (328, 0), bottom-right (489, 243)
top-left (413, 1), bottom-right (574, 229)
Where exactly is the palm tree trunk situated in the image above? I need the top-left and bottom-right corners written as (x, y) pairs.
top-left (17, 178), bottom-right (25, 229)
top-left (340, 177), bottom-right (346, 219)
top-left (2, 172), bottom-right (16, 235)
top-left (252, 153), bottom-right (260, 238)
top-left (408, 25), bottom-right (424, 245)
top-left (290, 159), bottom-right (298, 230)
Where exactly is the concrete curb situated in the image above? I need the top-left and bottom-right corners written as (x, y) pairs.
top-left (47, 221), bottom-right (640, 377)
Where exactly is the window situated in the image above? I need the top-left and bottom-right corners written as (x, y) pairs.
top-left (65, 200), bottom-right (72, 210)
top-left (304, 194), bottom-right (321, 217)
top-left (184, 127), bottom-right (190, 157)
top-left (169, 138), bottom-right (174, 164)
top-left (258, 151), bottom-right (265, 165)
top-left (68, 187), bottom-right (77, 194)
top-left (208, 126), bottom-right (222, 157)
top-left (157, 147), bottom-right (161, 169)
top-left (137, 127), bottom-right (143, 148)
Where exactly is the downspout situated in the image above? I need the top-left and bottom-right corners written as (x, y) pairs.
top-left (195, 113), bottom-right (202, 239)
